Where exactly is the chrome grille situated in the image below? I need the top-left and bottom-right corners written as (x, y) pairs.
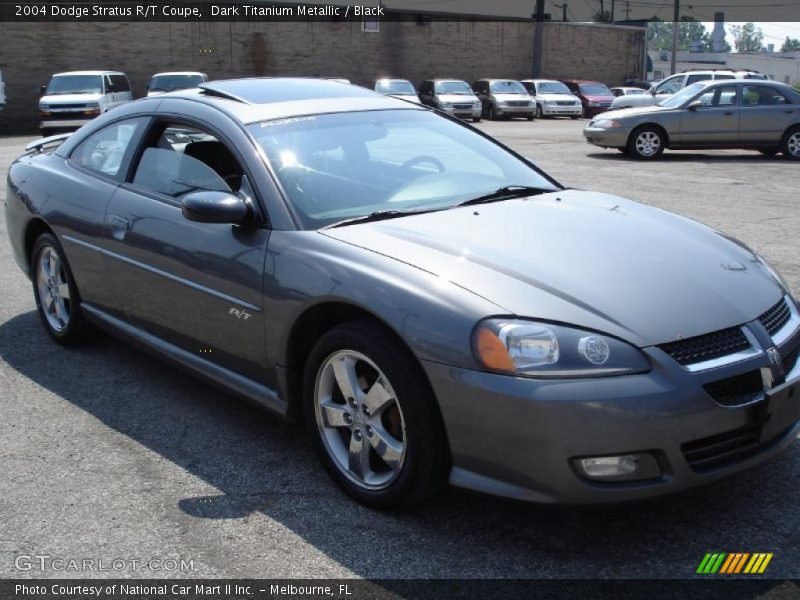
top-left (659, 327), bottom-right (749, 366)
top-left (506, 101), bottom-right (530, 107)
top-left (452, 103), bottom-right (474, 110)
top-left (759, 298), bottom-right (790, 336)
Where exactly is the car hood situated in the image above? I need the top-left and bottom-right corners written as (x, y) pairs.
top-left (612, 93), bottom-right (657, 108)
top-left (538, 93), bottom-right (579, 102)
top-left (437, 94), bottom-right (479, 103)
top-left (601, 104), bottom-right (674, 120)
top-left (320, 190), bottom-right (782, 347)
top-left (40, 93), bottom-right (103, 105)
top-left (493, 93), bottom-right (531, 101)
top-left (584, 94), bottom-right (615, 103)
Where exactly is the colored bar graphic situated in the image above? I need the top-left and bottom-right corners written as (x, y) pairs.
top-left (698, 553), bottom-right (773, 575)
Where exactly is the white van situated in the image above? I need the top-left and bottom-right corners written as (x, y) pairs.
top-left (39, 71), bottom-right (133, 135)
top-left (146, 71), bottom-right (207, 96)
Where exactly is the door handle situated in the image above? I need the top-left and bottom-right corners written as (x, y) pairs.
top-left (724, 111), bottom-right (734, 116)
top-left (109, 215), bottom-right (129, 241)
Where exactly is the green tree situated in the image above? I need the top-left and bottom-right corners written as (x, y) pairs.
top-left (648, 17), bottom-right (729, 52)
top-left (730, 22), bottom-right (764, 53)
top-left (781, 37), bottom-right (800, 52)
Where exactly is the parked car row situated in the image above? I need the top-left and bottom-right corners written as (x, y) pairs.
top-left (38, 70), bottom-right (207, 135)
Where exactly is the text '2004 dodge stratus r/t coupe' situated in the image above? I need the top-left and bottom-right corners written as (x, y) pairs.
top-left (5, 78), bottom-right (800, 508)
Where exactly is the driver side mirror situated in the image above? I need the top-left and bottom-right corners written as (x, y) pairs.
top-left (40, 85), bottom-right (47, 95)
top-left (687, 100), bottom-right (705, 111)
top-left (181, 191), bottom-right (250, 224)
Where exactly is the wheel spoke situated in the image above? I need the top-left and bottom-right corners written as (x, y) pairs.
top-left (56, 283), bottom-right (70, 300)
top-left (363, 379), bottom-right (394, 416)
top-left (348, 433), bottom-right (371, 479)
top-left (368, 425), bottom-right (403, 470)
top-left (53, 296), bottom-right (68, 324)
top-left (42, 293), bottom-right (54, 311)
top-left (320, 400), bottom-right (350, 428)
top-left (48, 252), bottom-right (59, 280)
top-left (332, 355), bottom-right (361, 403)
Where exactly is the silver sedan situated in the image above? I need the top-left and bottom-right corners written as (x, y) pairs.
top-left (584, 80), bottom-right (800, 160)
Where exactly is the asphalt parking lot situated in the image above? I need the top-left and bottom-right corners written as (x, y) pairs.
top-left (0, 118), bottom-right (798, 581)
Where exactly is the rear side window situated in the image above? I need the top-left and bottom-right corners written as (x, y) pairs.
top-left (714, 74), bottom-right (736, 80)
top-left (686, 74), bottom-right (711, 85)
top-left (110, 75), bottom-right (130, 92)
top-left (742, 85), bottom-right (791, 106)
top-left (70, 117), bottom-right (147, 178)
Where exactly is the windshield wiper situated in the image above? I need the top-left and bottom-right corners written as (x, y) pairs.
top-left (457, 185), bottom-right (550, 207)
top-left (325, 208), bottom-right (441, 229)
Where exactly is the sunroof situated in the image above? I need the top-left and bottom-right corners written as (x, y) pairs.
top-left (199, 78), bottom-right (378, 104)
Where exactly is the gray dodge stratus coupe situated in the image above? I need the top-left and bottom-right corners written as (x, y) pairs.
top-left (6, 78), bottom-right (800, 508)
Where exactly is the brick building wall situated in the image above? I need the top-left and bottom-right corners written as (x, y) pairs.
top-left (0, 19), bottom-right (645, 132)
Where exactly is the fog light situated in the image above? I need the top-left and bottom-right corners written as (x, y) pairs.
top-left (574, 452), bottom-right (661, 482)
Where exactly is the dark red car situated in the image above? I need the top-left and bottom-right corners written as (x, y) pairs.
top-left (561, 80), bottom-right (615, 117)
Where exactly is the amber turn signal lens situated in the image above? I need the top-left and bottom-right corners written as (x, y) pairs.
top-left (474, 327), bottom-right (515, 372)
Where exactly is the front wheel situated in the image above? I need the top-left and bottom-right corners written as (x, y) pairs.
top-left (782, 128), bottom-right (800, 160)
top-left (31, 233), bottom-right (95, 345)
top-left (472, 117), bottom-right (481, 123)
top-left (526, 113), bottom-right (535, 121)
top-left (628, 126), bottom-right (665, 160)
top-left (303, 321), bottom-right (449, 509)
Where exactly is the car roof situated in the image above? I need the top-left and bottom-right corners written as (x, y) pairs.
top-left (52, 71), bottom-right (125, 77)
top-left (163, 77), bottom-right (422, 124)
top-left (562, 80), bottom-right (605, 85)
top-left (375, 78), bottom-right (412, 82)
top-left (521, 79), bottom-right (563, 84)
top-left (151, 71), bottom-right (206, 77)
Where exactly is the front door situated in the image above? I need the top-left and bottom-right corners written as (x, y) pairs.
top-left (678, 84), bottom-right (740, 146)
top-left (102, 121), bottom-right (270, 382)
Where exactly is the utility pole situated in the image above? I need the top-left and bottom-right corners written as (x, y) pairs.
top-left (671, 0), bottom-right (680, 75)
top-left (611, 0), bottom-right (615, 22)
top-left (625, 2), bottom-right (631, 20)
top-left (532, 0), bottom-right (545, 78)
top-left (600, 0), bottom-right (604, 19)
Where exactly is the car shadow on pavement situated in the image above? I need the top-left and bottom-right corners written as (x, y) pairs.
top-left (1, 310), bottom-right (798, 579)
top-left (587, 151), bottom-right (786, 164)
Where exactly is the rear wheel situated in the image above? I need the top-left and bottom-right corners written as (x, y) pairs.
top-left (303, 321), bottom-right (449, 509)
top-left (31, 233), bottom-right (95, 345)
top-left (781, 127), bottom-right (800, 160)
top-left (628, 126), bottom-right (665, 160)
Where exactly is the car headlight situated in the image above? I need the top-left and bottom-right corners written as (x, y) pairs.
top-left (592, 119), bottom-right (620, 129)
top-left (473, 100), bottom-right (481, 108)
top-left (39, 103), bottom-right (50, 110)
top-left (439, 101), bottom-right (452, 109)
top-left (473, 318), bottom-right (650, 378)
top-left (588, 101), bottom-right (600, 107)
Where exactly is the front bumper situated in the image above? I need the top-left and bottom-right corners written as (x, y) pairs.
top-left (584, 126), bottom-right (632, 149)
top-left (424, 324), bottom-right (800, 504)
top-left (495, 104), bottom-right (534, 117)
top-left (541, 103), bottom-right (583, 116)
top-left (40, 117), bottom-right (93, 130)
top-left (442, 106), bottom-right (481, 119)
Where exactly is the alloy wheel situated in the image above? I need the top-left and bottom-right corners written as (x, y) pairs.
top-left (36, 246), bottom-right (71, 332)
top-left (314, 350), bottom-right (407, 490)
top-left (635, 131), bottom-right (661, 157)
top-left (787, 132), bottom-right (800, 158)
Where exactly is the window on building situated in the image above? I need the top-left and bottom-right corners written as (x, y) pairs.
top-left (362, 16), bottom-right (379, 33)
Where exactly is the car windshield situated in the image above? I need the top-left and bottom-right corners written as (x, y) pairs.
top-left (537, 82), bottom-right (571, 94)
top-left (248, 109), bottom-right (557, 229)
top-left (490, 81), bottom-right (527, 94)
top-left (46, 75), bottom-right (103, 95)
top-left (435, 81), bottom-right (472, 95)
top-left (375, 80), bottom-right (416, 95)
top-left (579, 83), bottom-right (612, 96)
top-left (149, 74), bottom-right (205, 92)
top-left (627, 89), bottom-right (645, 95)
top-left (657, 82), bottom-right (707, 108)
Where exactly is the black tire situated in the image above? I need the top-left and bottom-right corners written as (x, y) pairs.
top-left (571, 115), bottom-right (581, 120)
top-left (31, 233), bottom-right (95, 345)
top-left (472, 117), bottom-right (481, 123)
top-left (627, 125), bottom-right (666, 160)
top-left (536, 105), bottom-right (544, 119)
top-left (526, 113), bottom-right (535, 121)
top-left (302, 320), bottom-right (450, 509)
top-left (781, 126), bottom-right (800, 160)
